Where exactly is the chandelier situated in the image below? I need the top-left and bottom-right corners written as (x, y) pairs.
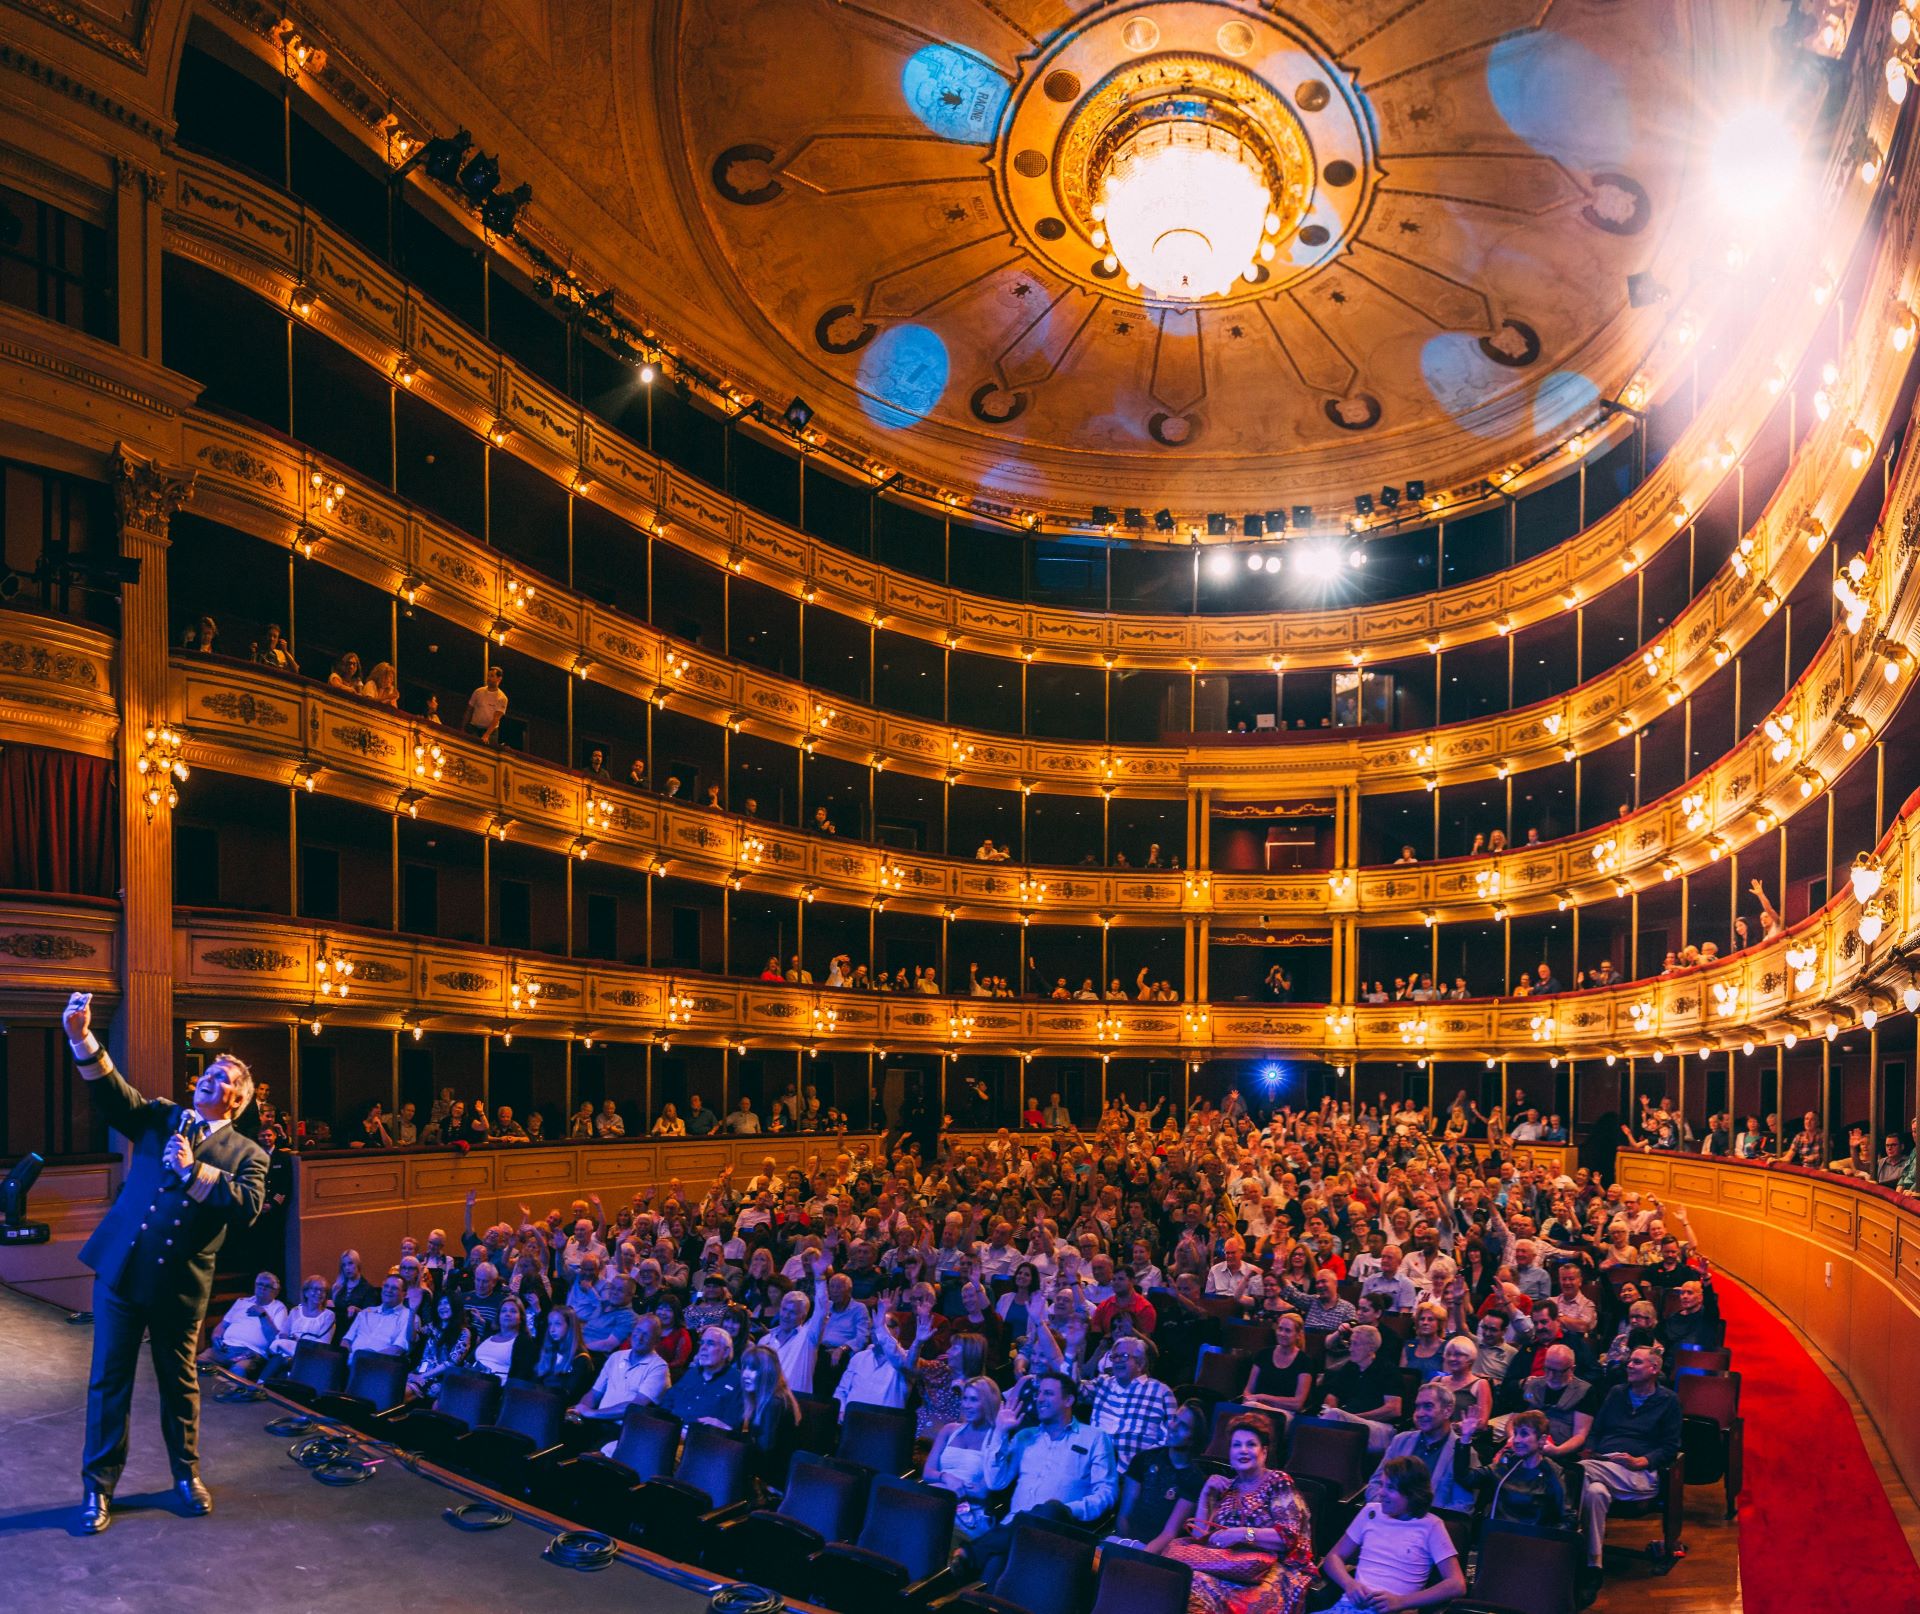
top-left (1093, 115), bottom-right (1279, 299)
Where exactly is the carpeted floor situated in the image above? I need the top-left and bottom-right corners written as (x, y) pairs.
top-left (1714, 1276), bottom-right (1920, 1614)
top-left (0, 1284), bottom-right (717, 1614)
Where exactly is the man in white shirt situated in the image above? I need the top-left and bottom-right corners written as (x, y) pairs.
top-left (200, 1272), bottom-right (287, 1378)
top-left (1205, 1237), bottom-right (1264, 1307)
top-left (462, 665), bottom-right (509, 743)
top-left (977, 1220), bottom-right (1022, 1279)
top-left (573, 1314), bottom-right (669, 1425)
top-left (763, 1266), bottom-right (831, 1394)
top-left (833, 1311), bottom-right (914, 1418)
top-left (1359, 1247), bottom-right (1418, 1313)
top-left (342, 1275), bottom-right (416, 1360)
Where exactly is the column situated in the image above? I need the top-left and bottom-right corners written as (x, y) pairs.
top-left (111, 445), bottom-right (194, 1095)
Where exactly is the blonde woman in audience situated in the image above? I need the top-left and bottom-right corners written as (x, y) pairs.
top-left (923, 1375), bottom-right (1004, 1541)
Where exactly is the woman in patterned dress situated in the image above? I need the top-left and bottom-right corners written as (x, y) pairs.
top-left (1165, 1415), bottom-right (1314, 1614)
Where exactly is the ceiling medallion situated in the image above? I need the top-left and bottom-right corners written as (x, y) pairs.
top-left (999, 6), bottom-right (1374, 308)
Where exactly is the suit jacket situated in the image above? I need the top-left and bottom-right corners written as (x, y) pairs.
top-left (78, 1057), bottom-right (269, 1311)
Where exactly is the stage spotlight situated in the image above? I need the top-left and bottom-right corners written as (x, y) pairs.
top-left (1349, 547), bottom-right (1368, 567)
top-left (1206, 513), bottom-right (1228, 536)
top-left (1266, 510), bottom-right (1288, 533)
top-left (1, 1150), bottom-right (47, 1245)
top-left (420, 131), bottom-right (472, 183)
top-left (457, 151), bottom-right (501, 201)
top-left (1296, 543), bottom-right (1337, 579)
top-left (1353, 492), bottom-right (1374, 516)
top-left (1242, 514), bottom-right (1265, 537)
top-left (1291, 505), bottom-right (1314, 530)
top-left (1206, 549), bottom-right (1236, 579)
top-left (1091, 505), bottom-right (1117, 527)
top-left (1246, 550), bottom-right (1266, 571)
top-left (783, 396), bottom-right (815, 433)
top-left (1378, 485), bottom-right (1401, 509)
top-left (1406, 479), bottom-right (1426, 502)
top-left (1123, 507), bottom-right (1147, 530)
top-left (1263, 553), bottom-right (1282, 573)
top-left (479, 182), bottom-right (531, 235)
top-left (1154, 509), bottom-right (1175, 532)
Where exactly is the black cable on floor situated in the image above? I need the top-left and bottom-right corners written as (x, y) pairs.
top-left (544, 1529), bottom-right (619, 1570)
top-left (289, 1434), bottom-right (352, 1468)
top-left (709, 1584), bottom-right (784, 1614)
top-left (444, 1500), bottom-right (515, 1531)
top-left (265, 1414), bottom-right (317, 1437)
top-left (312, 1458), bottom-right (376, 1486)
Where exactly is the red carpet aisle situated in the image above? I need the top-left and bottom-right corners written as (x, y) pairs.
top-left (1711, 1276), bottom-right (1920, 1613)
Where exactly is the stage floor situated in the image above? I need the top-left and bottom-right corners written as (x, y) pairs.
top-left (0, 1285), bottom-right (719, 1614)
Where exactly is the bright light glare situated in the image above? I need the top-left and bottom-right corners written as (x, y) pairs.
top-left (1710, 105), bottom-right (1801, 223)
top-left (1207, 550), bottom-right (1235, 579)
top-left (1246, 551), bottom-right (1265, 572)
top-left (1263, 554), bottom-right (1282, 573)
top-left (1294, 544), bottom-right (1337, 580)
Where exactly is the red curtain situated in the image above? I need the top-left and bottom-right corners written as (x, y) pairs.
top-left (0, 743), bottom-right (118, 896)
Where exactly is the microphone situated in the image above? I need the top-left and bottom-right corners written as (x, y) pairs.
top-left (164, 1109), bottom-right (200, 1189)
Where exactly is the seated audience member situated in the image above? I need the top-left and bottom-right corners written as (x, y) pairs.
top-left (1320, 1455), bottom-right (1466, 1614)
top-left (573, 1313), bottom-right (671, 1425)
top-left (1084, 1335), bottom-right (1178, 1469)
top-left (474, 1295), bottom-right (538, 1383)
top-left (1317, 1324), bottom-right (1404, 1453)
top-left (267, 1275), bottom-right (338, 1372)
top-left (1105, 1399), bottom-right (1209, 1551)
top-left (200, 1272), bottom-right (287, 1379)
top-left (342, 1274), bottom-right (417, 1363)
top-left (1577, 1348), bottom-right (1683, 1591)
top-left (1453, 1407), bottom-right (1571, 1526)
top-left (1163, 1415), bottom-right (1317, 1614)
top-left (1503, 1343), bottom-right (1595, 1459)
top-left (1365, 1382), bottom-right (1477, 1512)
top-left (959, 1372), bottom-right (1117, 1587)
top-left (924, 1377), bottom-right (1009, 1541)
top-left (660, 1326), bottom-right (745, 1430)
top-left (532, 1305), bottom-right (595, 1401)
top-left (1242, 1310), bottom-right (1316, 1419)
top-left (409, 1294), bottom-right (475, 1399)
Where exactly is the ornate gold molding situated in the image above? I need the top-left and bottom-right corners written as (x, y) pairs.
top-left (110, 443), bottom-right (193, 538)
top-left (158, 147), bottom-right (1897, 672)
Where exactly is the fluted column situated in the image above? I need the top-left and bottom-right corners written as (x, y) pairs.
top-left (110, 445), bottom-right (193, 1095)
top-left (112, 156), bottom-right (166, 363)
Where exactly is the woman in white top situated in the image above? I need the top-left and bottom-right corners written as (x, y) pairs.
top-left (922, 1377), bottom-right (1004, 1539)
top-left (475, 1294), bottom-right (536, 1383)
top-left (268, 1275), bottom-right (336, 1366)
top-left (1321, 1455), bottom-right (1465, 1614)
top-left (651, 1102), bottom-right (686, 1137)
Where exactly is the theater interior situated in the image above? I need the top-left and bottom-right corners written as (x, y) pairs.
top-left (0, 1), bottom-right (1918, 1610)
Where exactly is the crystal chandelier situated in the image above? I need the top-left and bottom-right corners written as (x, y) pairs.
top-left (1093, 118), bottom-right (1278, 300)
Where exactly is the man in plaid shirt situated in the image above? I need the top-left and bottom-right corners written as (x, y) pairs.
top-left (1085, 1337), bottom-right (1178, 1467)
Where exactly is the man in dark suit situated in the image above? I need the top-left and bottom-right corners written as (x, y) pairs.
top-left (64, 991), bottom-right (268, 1534)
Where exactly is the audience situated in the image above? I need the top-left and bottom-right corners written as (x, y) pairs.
top-left (216, 1082), bottom-right (1801, 1607)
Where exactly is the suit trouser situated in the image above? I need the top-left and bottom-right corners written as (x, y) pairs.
top-left (84, 1277), bottom-right (203, 1491)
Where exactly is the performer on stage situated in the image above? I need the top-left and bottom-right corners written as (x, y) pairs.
top-left (64, 991), bottom-right (268, 1534)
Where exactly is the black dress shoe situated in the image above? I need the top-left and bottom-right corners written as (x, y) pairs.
top-left (79, 1488), bottom-right (112, 1534)
top-left (175, 1476), bottom-right (213, 1516)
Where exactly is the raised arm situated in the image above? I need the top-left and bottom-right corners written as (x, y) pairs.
top-left (63, 992), bottom-right (162, 1137)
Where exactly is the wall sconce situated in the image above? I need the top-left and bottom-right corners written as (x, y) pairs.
top-left (137, 725), bottom-right (188, 814)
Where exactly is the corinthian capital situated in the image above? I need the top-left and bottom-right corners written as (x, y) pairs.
top-left (111, 445), bottom-right (194, 539)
